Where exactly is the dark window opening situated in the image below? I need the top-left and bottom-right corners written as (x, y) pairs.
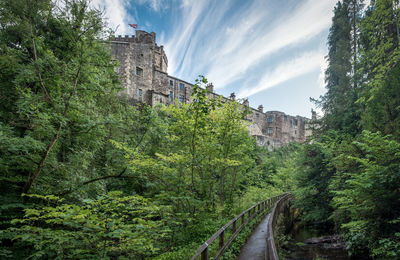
top-left (169, 91), bottom-right (173, 102)
top-left (267, 127), bottom-right (273, 135)
top-left (179, 94), bottom-right (184, 103)
top-left (136, 67), bottom-right (143, 76)
top-left (170, 80), bottom-right (174, 86)
top-left (179, 83), bottom-right (185, 90)
top-left (267, 116), bottom-right (274, 123)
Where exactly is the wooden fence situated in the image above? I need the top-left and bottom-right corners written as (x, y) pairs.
top-left (190, 194), bottom-right (286, 260)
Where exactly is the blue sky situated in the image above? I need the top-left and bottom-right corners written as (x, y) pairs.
top-left (92, 0), bottom-right (338, 118)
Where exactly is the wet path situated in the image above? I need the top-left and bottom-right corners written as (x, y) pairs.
top-left (236, 213), bottom-right (271, 260)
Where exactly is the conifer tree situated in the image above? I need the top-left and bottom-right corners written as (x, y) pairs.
top-left (320, 1), bottom-right (353, 133)
top-left (358, 0), bottom-right (400, 139)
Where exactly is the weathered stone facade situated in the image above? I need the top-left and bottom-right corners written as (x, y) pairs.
top-left (111, 30), bottom-right (311, 148)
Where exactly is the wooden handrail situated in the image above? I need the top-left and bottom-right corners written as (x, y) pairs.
top-left (190, 193), bottom-right (286, 260)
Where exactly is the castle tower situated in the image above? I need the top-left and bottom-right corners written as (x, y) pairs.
top-left (110, 30), bottom-right (169, 105)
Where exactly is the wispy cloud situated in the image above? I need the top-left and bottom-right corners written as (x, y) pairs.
top-left (136, 0), bottom-right (166, 12)
top-left (237, 50), bottom-right (325, 98)
top-left (206, 0), bottom-right (335, 89)
top-left (164, 0), bottom-right (336, 91)
top-left (164, 1), bottom-right (227, 75)
top-left (90, 0), bottom-right (133, 35)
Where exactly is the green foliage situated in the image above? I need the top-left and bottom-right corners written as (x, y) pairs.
top-left (8, 0), bottom-right (400, 259)
top-left (316, 0), bottom-right (362, 136)
top-left (293, 141), bottom-right (335, 226)
top-left (6, 192), bottom-right (171, 259)
top-left (295, 1), bottom-right (400, 258)
top-left (331, 131), bottom-right (400, 258)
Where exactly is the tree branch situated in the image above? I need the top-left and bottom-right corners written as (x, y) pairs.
top-left (29, 23), bottom-right (55, 110)
top-left (24, 67), bottom-right (81, 194)
top-left (55, 167), bottom-right (128, 196)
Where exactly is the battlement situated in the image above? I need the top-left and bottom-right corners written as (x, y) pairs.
top-left (113, 30), bottom-right (156, 44)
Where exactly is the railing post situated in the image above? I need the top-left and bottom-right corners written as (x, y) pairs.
top-left (241, 214), bottom-right (245, 225)
top-left (201, 247), bottom-right (209, 260)
top-left (219, 230), bottom-right (224, 249)
top-left (232, 220), bottom-right (237, 233)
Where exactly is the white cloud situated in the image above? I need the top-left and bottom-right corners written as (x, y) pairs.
top-left (164, 0), bottom-right (229, 76)
top-left (90, 0), bottom-right (134, 35)
top-left (237, 50), bottom-right (325, 98)
top-left (205, 0), bottom-right (337, 89)
top-left (136, 0), bottom-right (166, 12)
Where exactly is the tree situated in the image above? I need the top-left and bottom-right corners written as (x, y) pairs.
top-left (358, 0), bottom-right (400, 140)
top-left (0, 0), bottom-right (123, 195)
top-left (317, 0), bottom-right (362, 136)
top-left (331, 131), bottom-right (400, 258)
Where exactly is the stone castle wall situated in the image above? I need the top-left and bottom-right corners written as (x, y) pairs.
top-left (110, 30), bottom-right (311, 148)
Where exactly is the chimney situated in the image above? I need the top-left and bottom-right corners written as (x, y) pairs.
top-left (230, 92), bottom-right (236, 100)
top-left (206, 83), bottom-right (214, 93)
top-left (258, 105), bottom-right (264, 113)
top-left (243, 98), bottom-right (249, 107)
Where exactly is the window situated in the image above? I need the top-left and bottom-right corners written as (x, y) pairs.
top-left (179, 94), bottom-right (184, 103)
top-left (179, 83), bottom-right (185, 90)
top-left (138, 89), bottom-right (142, 97)
top-left (136, 67), bottom-right (143, 76)
top-left (267, 115), bottom-right (274, 123)
top-left (169, 91), bottom-right (173, 102)
top-left (170, 80), bottom-right (174, 86)
top-left (295, 130), bottom-right (297, 135)
top-left (284, 115), bottom-right (287, 121)
top-left (256, 113), bottom-right (259, 119)
top-left (267, 127), bottom-right (273, 135)
top-left (294, 119), bottom-right (298, 126)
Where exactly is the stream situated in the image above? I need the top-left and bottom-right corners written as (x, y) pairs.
top-left (281, 221), bottom-right (354, 260)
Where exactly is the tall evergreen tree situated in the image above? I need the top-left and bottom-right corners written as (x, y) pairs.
top-left (320, 1), bottom-right (361, 135)
top-left (358, 0), bottom-right (400, 140)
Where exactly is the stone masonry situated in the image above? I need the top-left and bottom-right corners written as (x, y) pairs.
top-left (110, 30), bottom-right (311, 148)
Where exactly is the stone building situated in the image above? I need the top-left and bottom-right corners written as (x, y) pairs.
top-left (110, 30), bottom-right (311, 148)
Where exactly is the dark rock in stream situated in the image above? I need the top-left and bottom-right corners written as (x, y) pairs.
top-left (304, 235), bottom-right (346, 249)
top-left (283, 227), bottom-right (352, 260)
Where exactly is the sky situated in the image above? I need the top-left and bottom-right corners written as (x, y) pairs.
top-left (91, 0), bottom-right (339, 118)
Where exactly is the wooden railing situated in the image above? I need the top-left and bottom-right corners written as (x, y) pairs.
top-left (266, 193), bottom-right (294, 260)
top-left (190, 194), bottom-right (286, 260)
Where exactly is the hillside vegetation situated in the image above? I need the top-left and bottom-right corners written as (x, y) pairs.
top-left (1, 0), bottom-right (399, 259)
